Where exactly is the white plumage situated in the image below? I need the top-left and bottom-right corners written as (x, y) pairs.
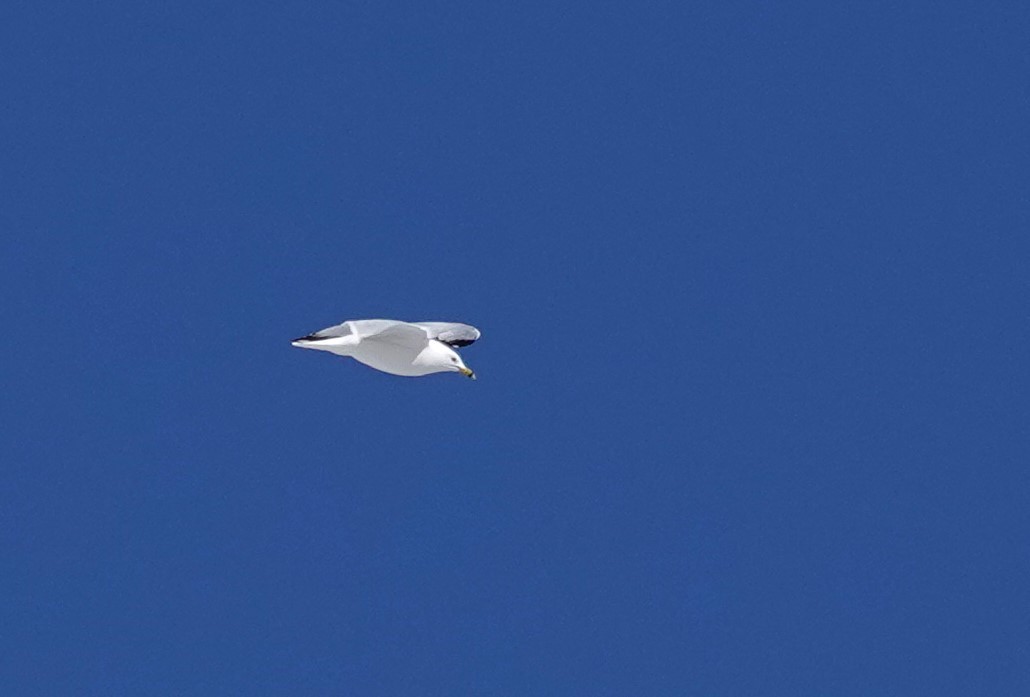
top-left (292, 319), bottom-right (480, 379)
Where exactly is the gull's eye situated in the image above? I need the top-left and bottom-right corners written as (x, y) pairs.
top-left (450, 357), bottom-right (457, 363)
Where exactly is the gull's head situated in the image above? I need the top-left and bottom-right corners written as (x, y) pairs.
top-left (440, 345), bottom-right (476, 379)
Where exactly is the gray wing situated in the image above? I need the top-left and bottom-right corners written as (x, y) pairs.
top-left (362, 321), bottom-right (431, 349)
top-left (413, 322), bottom-right (481, 348)
top-left (294, 319), bottom-right (413, 343)
top-left (293, 320), bottom-right (354, 342)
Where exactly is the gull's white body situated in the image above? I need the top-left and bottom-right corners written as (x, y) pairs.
top-left (291, 319), bottom-right (480, 378)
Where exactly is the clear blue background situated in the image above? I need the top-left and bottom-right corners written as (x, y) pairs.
top-left (2, 1), bottom-right (1027, 694)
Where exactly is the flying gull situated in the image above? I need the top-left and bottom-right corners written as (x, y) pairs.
top-left (292, 319), bottom-right (480, 378)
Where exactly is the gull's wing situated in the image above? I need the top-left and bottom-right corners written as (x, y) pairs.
top-left (292, 320), bottom-right (354, 342)
top-left (293, 319), bottom-right (477, 348)
top-left (413, 322), bottom-right (481, 348)
top-left (294, 319), bottom-right (405, 343)
top-left (360, 320), bottom-right (432, 349)
top-left (295, 319), bottom-right (415, 343)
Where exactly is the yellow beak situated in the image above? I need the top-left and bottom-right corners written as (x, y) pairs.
top-left (459, 367), bottom-right (476, 379)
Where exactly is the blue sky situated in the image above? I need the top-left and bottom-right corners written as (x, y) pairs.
top-left (2, 1), bottom-right (1027, 694)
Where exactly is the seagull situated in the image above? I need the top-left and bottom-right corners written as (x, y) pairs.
top-left (291, 319), bottom-right (480, 379)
